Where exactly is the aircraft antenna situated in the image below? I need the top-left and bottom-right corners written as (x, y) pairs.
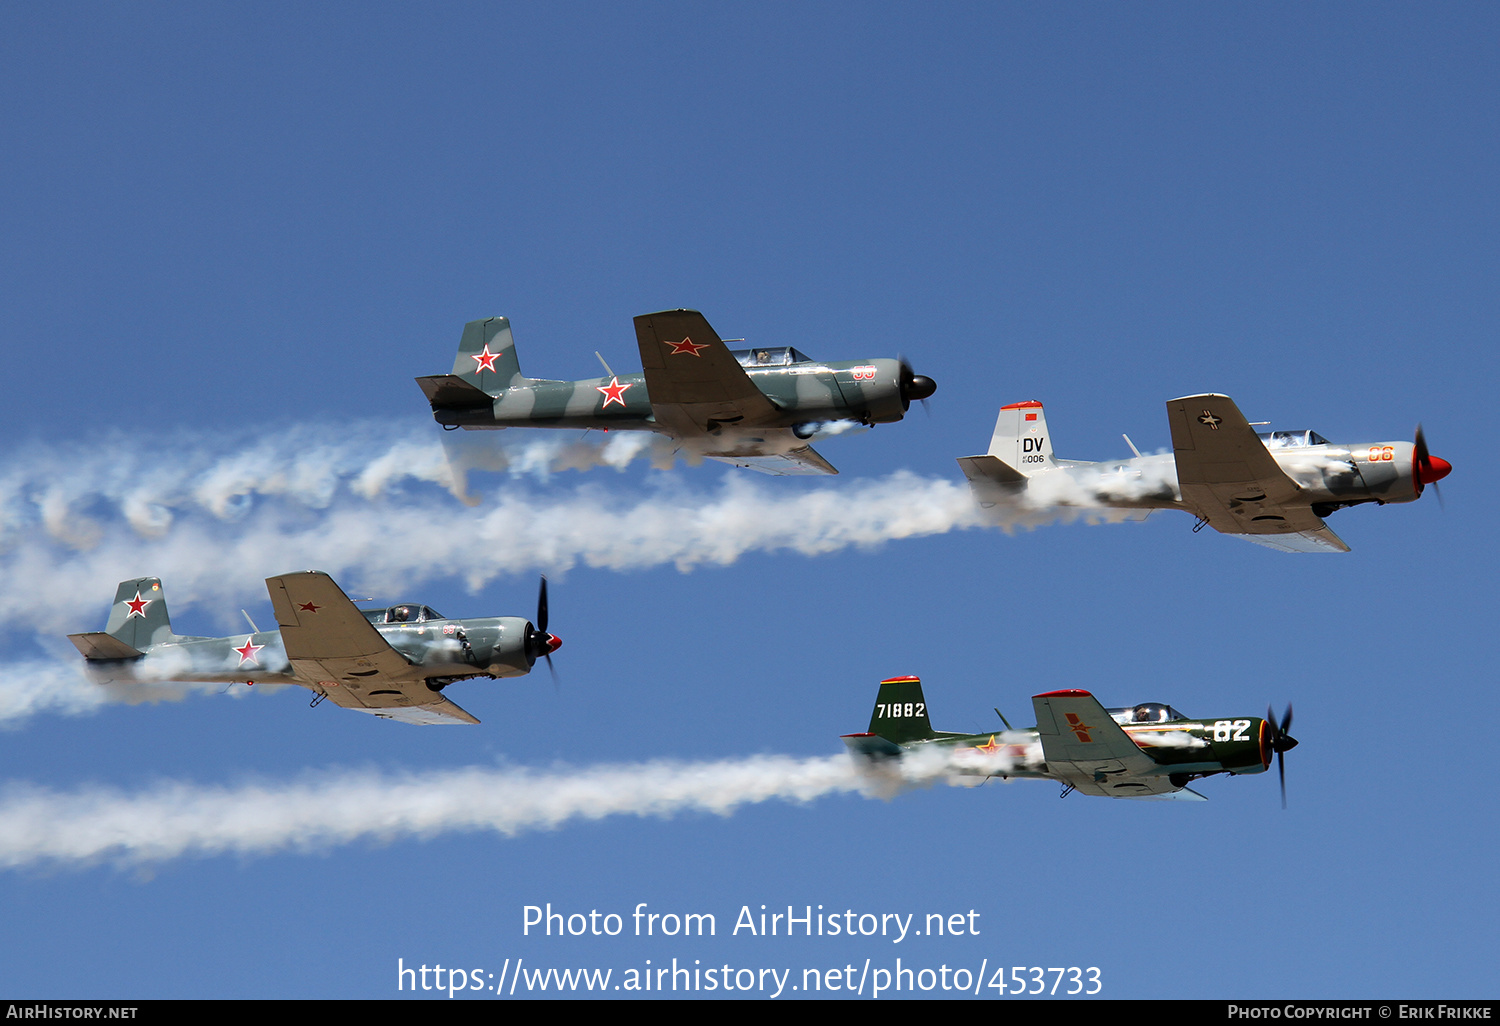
top-left (1122, 434), bottom-right (1142, 458)
top-left (241, 610), bottom-right (261, 633)
top-left (594, 351), bottom-right (615, 377)
top-left (993, 707), bottom-right (1013, 730)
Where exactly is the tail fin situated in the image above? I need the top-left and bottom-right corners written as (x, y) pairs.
top-left (101, 577), bottom-right (174, 651)
top-left (451, 317), bottom-right (525, 396)
top-left (416, 317), bottom-right (528, 415)
top-left (865, 675), bottom-right (942, 744)
top-left (985, 400), bottom-right (1056, 475)
top-left (955, 401), bottom-right (1058, 496)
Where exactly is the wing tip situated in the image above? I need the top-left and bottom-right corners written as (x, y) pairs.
top-left (1167, 392), bottom-right (1233, 403)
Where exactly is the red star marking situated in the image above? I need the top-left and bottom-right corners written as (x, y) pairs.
top-left (471, 344), bottom-right (502, 373)
top-left (298, 602), bottom-right (320, 613)
top-left (665, 337), bottom-right (709, 357)
top-left (1064, 712), bottom-right (1094, 743)
top-left (596, 376), bottom-right (632, 408)
top-left (124, 592), bottom-right (151, 618)
top-left (972, 735), bottom-right (1001, 755)
top-left (234, 638), bottom-right (264, 667)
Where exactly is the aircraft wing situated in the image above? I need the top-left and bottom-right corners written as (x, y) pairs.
top-left (318, 689), bottom-right (480, 726)
top-left (1031, 689), bottom-right (1177, 798)
top-left (1122, 787), bottom-right (1209, 802)
top-left (1166, 394), bottom-right (1349, 552)
top-left (633, 310), bottom-right (779, 436)
top-left (705, 446), bottom-right (838, 476)
top-left (1234, 525), bottom-right (1350, 554)
top-left (266, 571), bottom-right (480, 725)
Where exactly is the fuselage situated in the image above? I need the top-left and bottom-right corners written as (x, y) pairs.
top-left (903, 706), bottom-right (1273, 788)
top-left (1061, 434), bottom-right (1429, 514)
top-left (434, 354), bottom-right (912, 434)
top-left (80, 612), bottom-right (536, 687)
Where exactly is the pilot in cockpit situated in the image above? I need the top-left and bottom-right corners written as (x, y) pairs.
top-left (1132, 703), bottom-right (1167, 723)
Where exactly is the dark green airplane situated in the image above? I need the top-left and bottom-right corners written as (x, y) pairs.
top-left (843, 676), bottom-right (1298, 803)
top-left (416, 309), bottom-right (937, 476)
top-left (67, 572), bottom-right (562, 725)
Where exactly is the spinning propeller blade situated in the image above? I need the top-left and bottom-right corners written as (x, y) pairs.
top-left (897, 356), bottom-right (936, 413)
top-left (1266, 704), bottom-right (1297, 809)
top-left (1412, 424), bottom-right (1451, 507)
top-left (526, 575), bottom-right (562, 683)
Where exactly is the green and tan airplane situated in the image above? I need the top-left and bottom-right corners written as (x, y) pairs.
top-left (416, 309), bottom-right (937, 476)
top-left (843, 676), bottom-right (1297, 803)
top-left (67, 572), bottom-right (562, 725)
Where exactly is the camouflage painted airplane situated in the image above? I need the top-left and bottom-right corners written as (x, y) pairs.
top-left (957, 393), bottom-right (1452, 552)
top-left (416, 309), bottom-right (937, 476)
top-left (843, 676), bottom-right (1298, 803)
top-left (67, 571), bottom-right (562, 725)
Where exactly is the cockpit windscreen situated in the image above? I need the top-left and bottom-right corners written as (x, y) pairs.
top-left (1258, 429), bottom-right (1329, 449)
top-left (362, 605), bottom-right (444, 624)
top-left (730, 346), bottom-right (813, 368)
top-left (1107, 702), bottom-right (1188, 724)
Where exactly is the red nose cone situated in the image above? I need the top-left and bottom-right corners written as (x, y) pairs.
top-left (1418, 455), bottom-right (1452, 485)
top-left (545, 634), bottom-right (562, 654)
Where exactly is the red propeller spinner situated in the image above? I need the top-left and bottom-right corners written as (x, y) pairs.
top-left (1413, 424), bottom-right (1451, 498)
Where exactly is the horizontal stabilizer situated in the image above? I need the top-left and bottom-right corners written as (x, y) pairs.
top-left (67, 632), bottom-right (144, 661)
top-left (957, 454), bottom-right (1026, 510)
top-left (416, 374), bottom-right (496, 410)
top-left (841, 733), bottom-right (906, 759)
top-left (956, 454), bottom-right (1026, 485)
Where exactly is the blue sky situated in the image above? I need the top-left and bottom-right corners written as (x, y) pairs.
top-left (0, 2), bottom-right (1493, 999)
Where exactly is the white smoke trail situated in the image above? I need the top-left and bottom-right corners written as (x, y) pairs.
top-left (8, 466), bottom-right (982, 637)
top-left (0, 660), bottom-right (111, 723)
top-left (0, 659), bottom-right (275, 728)
top-left (0, 422), bottom-right (670, 545)
top-left (7, 420), bottom-right (1218, 645)
top-left (0, 752), bottom-right (992, 871)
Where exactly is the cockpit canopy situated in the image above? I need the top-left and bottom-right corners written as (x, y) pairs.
top-left (730, 346), bottom-right (813, 368)
top-left (362, 604), bottom-right (444, 625)
top-left (1107, 702), bottom-right (1188, 725)
top-left (1258, 429), bottom-right (1329, 449)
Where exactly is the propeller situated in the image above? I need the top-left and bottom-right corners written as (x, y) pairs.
top-left (1412, 424), bottom-right (1452, 507)
top-left (1266, 704), bottom-right (1298, 809)
top-left (525, 575), bottom-right (562, 683)
top-left (897, 357), bottom-right (936, 413)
